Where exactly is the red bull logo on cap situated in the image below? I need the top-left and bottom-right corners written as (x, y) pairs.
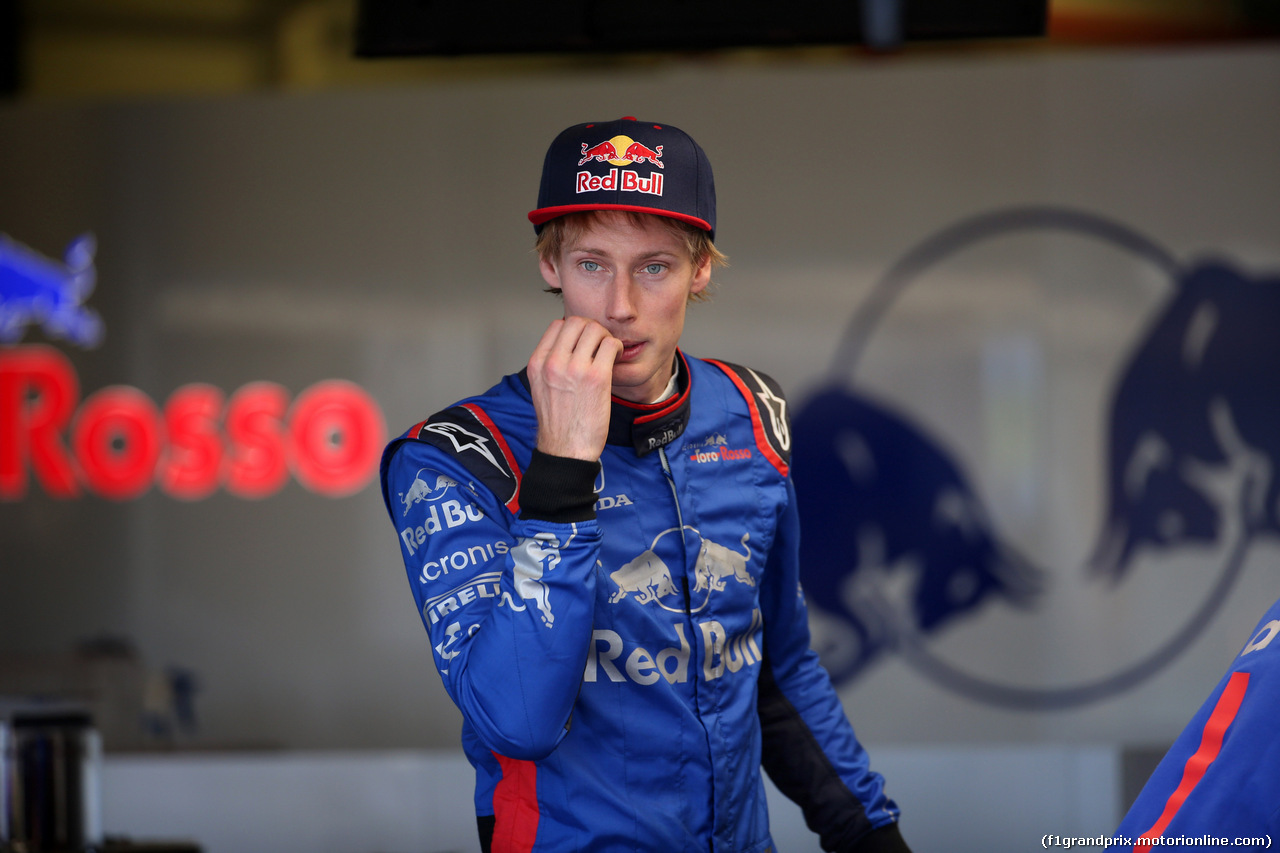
top-left (576, 134), bottom-right (664, 197)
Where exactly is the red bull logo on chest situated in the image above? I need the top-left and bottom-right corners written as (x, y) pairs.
top-left (575, 134), bottom-right (664, 197)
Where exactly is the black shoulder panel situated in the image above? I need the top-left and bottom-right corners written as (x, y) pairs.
top-left (707, 359), bottom-right (792, 471)
top-left (408, 403), bottom-right (521, 512)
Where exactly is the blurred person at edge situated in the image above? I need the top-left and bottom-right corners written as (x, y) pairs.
top-left (1117, 596), bottom-right (1280, 843)
top-left (380, 117), bottom-right (911, 853)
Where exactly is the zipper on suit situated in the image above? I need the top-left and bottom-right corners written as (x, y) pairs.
top-left (658, 446), bottom-right (693, 616)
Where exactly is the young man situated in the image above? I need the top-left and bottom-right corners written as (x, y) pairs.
top-left (380, 117), bottom-right (910, 853)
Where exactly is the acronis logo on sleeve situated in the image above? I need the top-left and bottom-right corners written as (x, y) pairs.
top-left (0, 233), bottom-right (102, 349)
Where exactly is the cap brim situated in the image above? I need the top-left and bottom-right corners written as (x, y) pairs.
top-left (528, 204), bottom-right (712, 235)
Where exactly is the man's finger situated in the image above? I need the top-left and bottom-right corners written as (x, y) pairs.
top-left (529, 318), bottom-right (567, 370)
top-left (556, 316), bottom-right (619, 364)
top-left (596, 333), bottom-right (624, 366)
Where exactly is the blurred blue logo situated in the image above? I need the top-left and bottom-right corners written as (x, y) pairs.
top-left (1092, 260), bottom-right (1280, 578)
top-left (0, 233), bottom-right (102, 348)
top-left (795, 207), bottom-right (1275, 709)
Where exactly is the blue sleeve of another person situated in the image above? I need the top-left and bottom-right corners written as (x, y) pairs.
top-left (1116, 597), bottom-right (1280, 841)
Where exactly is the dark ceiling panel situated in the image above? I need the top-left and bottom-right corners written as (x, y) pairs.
top-left (354, 0), bottom-right (1048, 58)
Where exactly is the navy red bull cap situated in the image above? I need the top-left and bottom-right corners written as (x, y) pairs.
top-left (529, 117), bottom-right (716, 240)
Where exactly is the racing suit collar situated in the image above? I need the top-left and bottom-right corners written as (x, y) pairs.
top-left (516, 350), bottom-right (691, 457)
top-left (606, 349), bottom-right (691, 455)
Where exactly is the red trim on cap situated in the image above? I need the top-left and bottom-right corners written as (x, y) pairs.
top-left (528, 203), bottom-right (711, 234)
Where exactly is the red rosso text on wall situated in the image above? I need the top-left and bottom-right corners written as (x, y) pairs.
top-left (0, 345), bottom-right (387, 501)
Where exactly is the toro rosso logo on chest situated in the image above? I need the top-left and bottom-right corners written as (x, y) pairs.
top-left (684, 434), bottom-right (752, 464)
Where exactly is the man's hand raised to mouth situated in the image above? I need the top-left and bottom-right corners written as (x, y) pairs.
top-left (527, 315), bottom-right (623, 462)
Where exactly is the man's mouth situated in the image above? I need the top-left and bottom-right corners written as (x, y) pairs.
top-left (617, 340), bottom-right (645, 361)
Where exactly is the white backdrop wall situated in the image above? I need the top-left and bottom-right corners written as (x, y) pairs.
top-left (2, 44), bottom-right (1278, 768)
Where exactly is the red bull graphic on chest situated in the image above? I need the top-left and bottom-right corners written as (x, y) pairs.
top-left (792, 206), bottom-right (1280, 711)
top-left (606, 525), bottom-right (757, 614)
top-left (575, 133), bottom-right (664, 197)
top-left (584, 609), bottom-right (764, 686)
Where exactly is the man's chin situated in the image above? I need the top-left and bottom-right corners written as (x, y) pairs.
top-left (609, 366), bottom-right (656, 403)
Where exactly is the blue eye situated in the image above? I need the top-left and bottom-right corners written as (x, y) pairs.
top-left (643, 263), bottom-right (665, 275)
top-left (581, 261), bottom-right (601, 272)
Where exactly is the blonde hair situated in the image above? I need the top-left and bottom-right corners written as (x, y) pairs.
top-left (535, 211), bottom-right (727, 302)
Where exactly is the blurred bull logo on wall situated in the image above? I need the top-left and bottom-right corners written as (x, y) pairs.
top-left (793, 386), bottom-right (1043, 683)
top-left (794, 207), bottom-right (1277, 709)
top-left (1092, 261), bottom-right (1280, 579)
top-left (0, 233), bottom-right (102, 349)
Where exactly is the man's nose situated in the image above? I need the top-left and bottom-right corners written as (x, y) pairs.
top-left (606, 279), bottom-right (637, 322)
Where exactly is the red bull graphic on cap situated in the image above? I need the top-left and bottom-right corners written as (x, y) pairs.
top-left (530, 117), bottom-right (714, 237)
top-left (578, 135), bottom-right (664, 169)
top-left (575, 134), bottom-right (664, 197)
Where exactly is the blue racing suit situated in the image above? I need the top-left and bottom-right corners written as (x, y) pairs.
top-left (380, 351), bottom-right (907, 853)
top-left (1116, 596), bottom-right (1280, 846)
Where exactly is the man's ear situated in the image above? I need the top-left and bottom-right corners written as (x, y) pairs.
top-left (690, 254), bottom-right (712, 296)
top-left (539, 255), bottom-right (562, 291)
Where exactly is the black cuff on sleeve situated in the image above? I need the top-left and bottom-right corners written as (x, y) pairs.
top-left (517, 449), bottom-right (599, 523)
top-left (845, 823), bottom-right (912, 853)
